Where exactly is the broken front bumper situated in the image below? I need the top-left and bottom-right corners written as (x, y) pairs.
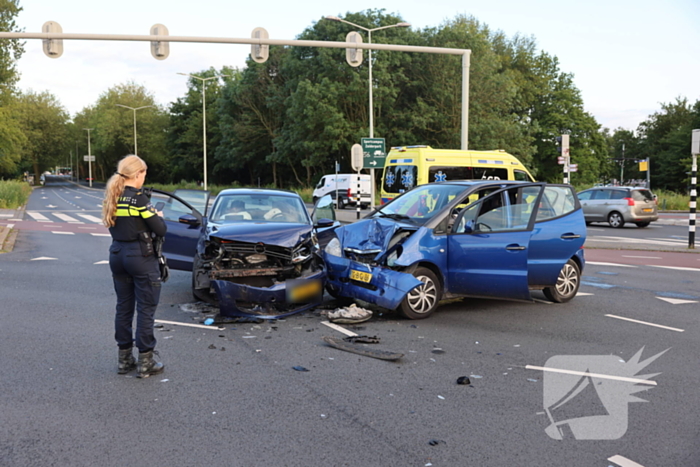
top-left (212, 269), bottom-right (325, 320)
top-left (323, 252), bottom-right (423, 311)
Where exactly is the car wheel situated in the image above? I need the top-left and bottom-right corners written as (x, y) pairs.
top-left (543, 259), bottom-right (580, 303)
top-left (635, 222), bottom-right (650, 228)
top-left (192, 255), bottom-right (216, 304)
top-left (399, 267), bottom-right (441, 320)
top-left (337, 198), bottom-right (345, 210)
top-left (607, 211), bottom-right (625, 228)
top-left (312, 196), bottom-right (318, 204)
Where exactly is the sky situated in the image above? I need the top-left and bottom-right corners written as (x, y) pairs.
top-left (11, 0), bottom-right (700, 133)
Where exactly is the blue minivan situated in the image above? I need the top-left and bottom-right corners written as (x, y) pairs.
top-left (323, 181), bottom-right (586, 319)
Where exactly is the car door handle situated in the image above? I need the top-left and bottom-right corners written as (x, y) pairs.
top-left (505, 244), bottom-right (526, 250)
top-left (561, 234), bottom-right (581, 239)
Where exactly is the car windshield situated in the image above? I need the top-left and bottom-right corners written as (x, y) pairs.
top-left (372, 184), bottom-right (469, 222)
top-left (210, 194), bottom-right (309, 224)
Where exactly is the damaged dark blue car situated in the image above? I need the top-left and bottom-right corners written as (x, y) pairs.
top-left (149, 188), bottom-right (338, 320)
top-left (323, 181), bottom-right (587, 319)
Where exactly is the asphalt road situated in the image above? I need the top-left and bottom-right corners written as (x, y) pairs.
top-left (1, 182), bottom-right (699, 466)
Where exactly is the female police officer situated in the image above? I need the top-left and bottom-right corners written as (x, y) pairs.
top-left (102, 155), bottom-right (166, 378)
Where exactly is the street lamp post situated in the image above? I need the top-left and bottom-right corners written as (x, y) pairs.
top-left (325, 16), bottom-right (410, 210)
top-left (84, 128), bottom-right (93, 188)
top-left (115, 104), bottom-right (154, 155)
top-left (177, 72), bottom-right (231, 191)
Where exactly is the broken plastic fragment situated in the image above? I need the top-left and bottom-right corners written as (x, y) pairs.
top-left (456, 376), bottom-right (471, 385)
top-left (292, 366), bottom-right (309, 372)
top-left (328, 303), bottom-right (373, 324)
top-left (470, 375), bottom-right (483, 379)
top-left (431, 349), bottom-right (445, 354)
top-left (343, 335), bottom-right (380, 344)
top-left (204, 318), bottom-right (214, 325)
top-left (437, 395), bottom-right (445, 400)
top-left (208, 344), bottom-right (216, 349)
top-left (527, 378), bottom-right (539, 382)
top-left (428, 439), bottom-right (444, 446)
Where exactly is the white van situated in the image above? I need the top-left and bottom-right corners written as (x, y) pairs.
top-left (313, 174), bottom-right (371, 209)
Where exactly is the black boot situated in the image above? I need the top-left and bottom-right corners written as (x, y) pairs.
top-left (137, 350), bottom-right (164, 378)
top-left (118, 348), bottom-right (136, 374)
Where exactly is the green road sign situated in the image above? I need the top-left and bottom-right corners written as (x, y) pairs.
top-left (361, 138), bottom-right (386, 169)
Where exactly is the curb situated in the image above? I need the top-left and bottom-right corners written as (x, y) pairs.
top-left (0, 206), bottom-right (24, 254)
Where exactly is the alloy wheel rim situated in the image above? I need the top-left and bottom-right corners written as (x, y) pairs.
top-left (555, 264), bottom-right (578, 297)
top-left (406, 275), bottom-right (437, 314)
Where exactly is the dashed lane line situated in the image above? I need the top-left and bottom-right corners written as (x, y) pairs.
top-left (525, 365), bottom-right (657, 386)
top-left (605, 314), bottom-right (684, 332)
top-left (608, 454), bottom-right (645, 467)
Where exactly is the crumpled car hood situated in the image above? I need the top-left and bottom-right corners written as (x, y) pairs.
top-left (208, 222), bottom-right (312, 247)
top-left (335, 217), bottom-right (415, 252)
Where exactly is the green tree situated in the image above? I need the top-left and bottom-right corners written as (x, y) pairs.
top-left (74, 82), bottom-right (168, 181)
top-left (13, 90), bottom-right (69, 180)
top-left (635, 97), bottom-right (700, 192)
top-left (0, 0), bottom-right (23, 104)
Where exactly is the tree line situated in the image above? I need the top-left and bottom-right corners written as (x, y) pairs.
top-left (1, 4), bottom-right (699, 192)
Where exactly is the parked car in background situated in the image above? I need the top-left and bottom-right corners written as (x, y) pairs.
top-left (312, 173), bottom-right (371, 209)
top-left (323, 181), bottom-right (586, 319)
top-left (577, 186), bottom-right (658, 228)
top-left (148, 188), bottom-right (338, 320)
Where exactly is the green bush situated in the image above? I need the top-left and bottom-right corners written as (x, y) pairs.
top-left (653, 189), bottom-right (690, 211)
top-left (0, 180), bottom-right (32, 209)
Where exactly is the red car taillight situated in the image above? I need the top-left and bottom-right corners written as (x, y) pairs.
top-left (624, 197), bottom-right (635, 206)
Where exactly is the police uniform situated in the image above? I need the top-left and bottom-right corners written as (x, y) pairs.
top-left (108, 186), bottom-right (167, 353)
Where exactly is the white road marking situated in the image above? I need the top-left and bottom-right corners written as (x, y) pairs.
top-left (608, 454), bottom-right (645, 467)
top-left (76, 214), bottom-right (102, 223)
top-left (525, 365), bottom-right (657, 386)
top-left (26, 211), bottom-right (52, 222)
top-left (622, 255), bottom-right (661, 259)
top-left (53, 213), bottom-right (83, 223)
top-left (46, 204), bottom-right (56, 208)
top-left (96, 204), bottom-right (102, 208)
top-left (656, 297), bottom-right (698, 305)
top-left (154, 319), bottom-right (225, 330)
top-left (30, 256), bottom-right (57, 261)
top-left (0, 214), bottom-right (12, 218)
top-left (91, 233), bottom-right (111, 237)
top-left (605, 314), bottom-right (684, 332)
top-left (320, 320), bottom-right (358, 337)
top-left (94, 260), bottom-right (109, 264)
top-left (52, 231), bottom-right (74, 235)
top-left (576, 292), bottom-right (594, 296)
top-left (587, 236), bottom-right (686, 247)
top-left (649, 265), bottom-right (700, 272)
top-left (586, 261), bottom-right (637, 268)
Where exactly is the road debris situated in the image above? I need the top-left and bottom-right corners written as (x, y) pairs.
top-left (343, 335), bottom-right (380, 344)
top-left (292, 366), bottom-right (310, 372)
top-left (456, 376), bottom-right (471, 385)
top-left (327, 303), bottom-right (373, 324)
top-left (322, 336), bottom-right (403, 361)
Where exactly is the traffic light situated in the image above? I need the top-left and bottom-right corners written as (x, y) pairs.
top-left (42, 21), bottom-right (63, 59)
top-left (345, 31), bottom-right (363, 67)
top-left (251, 27), bottom-right (269, 63)
top-left (150, 24), bottom-right (169, 60)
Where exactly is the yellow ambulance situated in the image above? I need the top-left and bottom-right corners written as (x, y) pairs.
top-left (380, 146), bottom-right (535, 204)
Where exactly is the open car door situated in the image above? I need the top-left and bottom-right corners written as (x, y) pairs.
top-left (148, 189), bottom-right (210, 272)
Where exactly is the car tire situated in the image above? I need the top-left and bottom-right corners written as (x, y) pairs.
top-left (543, 259), bottom-right (580, 303)
top-left (192, 255), bottom-right (216, 304)
top-left (635, 222), bottom-right (650, 228)
top-left (398, 267), bottom-right (441, 320)
top-left (312, 196), bottom-right (318, 204)
top-left (607, 211), bottom-right (625, 228)
top-left (337, 198), bottom-right (345, 210)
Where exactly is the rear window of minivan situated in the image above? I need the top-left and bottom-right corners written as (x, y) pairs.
top-left (631, 190), bottom-right (654, 201)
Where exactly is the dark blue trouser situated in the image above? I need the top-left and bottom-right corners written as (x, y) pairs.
top-left (109, 241), bottom-right (162, 352)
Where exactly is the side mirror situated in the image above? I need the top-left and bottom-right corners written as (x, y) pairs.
top-left (463, 220), bottom-right (474, 234)
top-left (179, 214), bottom-right (200, 226)
top-left (315, 218), bottom-right (335, 228)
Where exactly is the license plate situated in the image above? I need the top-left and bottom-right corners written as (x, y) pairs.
top-left (350, 269), bottom-right (372, 283)
top-left (642, 208), bottom-right (653, 213)
top-left (286, 278), bottom-right (322, 303)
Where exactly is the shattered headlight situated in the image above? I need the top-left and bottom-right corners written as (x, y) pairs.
top-left (325, 237), bottom-right (343, 257)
